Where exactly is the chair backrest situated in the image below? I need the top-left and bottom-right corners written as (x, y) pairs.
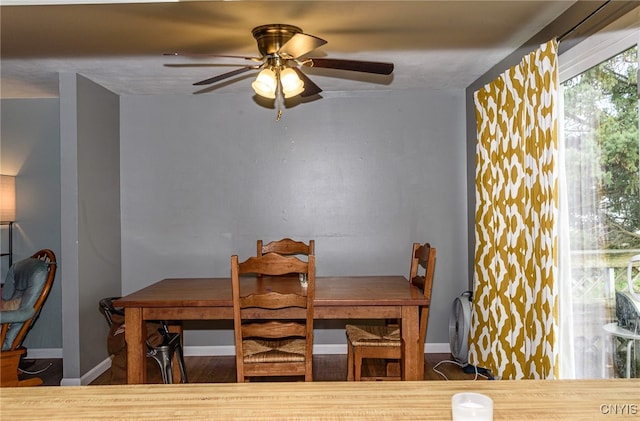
top-left (257, 238), bottom-right (315, 257)
top-left (408, 243), bottom-right (437, 347)
top-left (256, 238), bottom-right (314, 279)
top-left (231, 252), bottom-right (315, 381)
top-left (99, 296), bottom-right (124, 326)
top-left (1, 249), bottom-right (57, 351)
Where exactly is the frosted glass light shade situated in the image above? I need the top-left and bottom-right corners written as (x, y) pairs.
top-left (280, 68), bottom-right (304, 98)
top-left (1, 175), bottom-right (16, 223)
top-left (251, 68), bottom-right (277, 99)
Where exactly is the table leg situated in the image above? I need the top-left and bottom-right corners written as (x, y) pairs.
top-left (168, 323), bottom-right (183, 382)
top-left (124, 307), bottom-right (146, 384)
top-left (625, 340), bottom-right (632, 379)
top-left (401, 305), bottom-right (421, 380)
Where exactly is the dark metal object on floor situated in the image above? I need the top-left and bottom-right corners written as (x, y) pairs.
top-left (99, 297), bottom-right (188, 384)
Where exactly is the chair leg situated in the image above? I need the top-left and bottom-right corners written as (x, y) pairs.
top-left (354, 347), bottom-right (363, 381)
top-left (346, 342), bottom-right (354, 381)
top-left (1, 348), bottom-right (24, 387)
top-left (149, 323), bottom-right (188, 384)
top-left (1, 348), bottom-right (44, 387)
top-left (162, 351), bottom-right (174, 384)
top-left (147, 348), bottom-right (173, 384)
top-left (175, 342), bottom-right (188, 383)
top-left (18, 377), bottom-right (44, 387)
top-left (148, 335), bottom-right (189, 384)
top-left (386, 361), bottom-right (401, 378)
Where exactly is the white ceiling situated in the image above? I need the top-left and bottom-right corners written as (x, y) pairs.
top-left (0, 1), bottom-right (576, 98)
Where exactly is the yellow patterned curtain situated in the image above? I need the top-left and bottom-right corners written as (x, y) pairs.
top-left (470, 39), bottom-right (559, 380)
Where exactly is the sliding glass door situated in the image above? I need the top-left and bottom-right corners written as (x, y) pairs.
top-left (559, 19), bottom-right (639, 378)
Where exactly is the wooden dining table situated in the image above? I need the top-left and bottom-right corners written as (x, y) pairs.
top-left (2, 380), bottom-right (638, 420)
top-left (114, 275), bottom-right (428, 384)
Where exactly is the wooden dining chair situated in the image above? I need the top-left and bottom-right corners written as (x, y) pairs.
top-left (345, 243), bottom-right (436, 381)
top-left (231, 252), bottom-right (315, 382)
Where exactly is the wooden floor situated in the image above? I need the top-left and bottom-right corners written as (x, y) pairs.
top-left (21, 354), bottom-right (488, 386)
top-left (15, 358), bottom-right (64, 386)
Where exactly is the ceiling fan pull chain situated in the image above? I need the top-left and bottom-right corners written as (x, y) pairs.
top-left (276, 67), bottom-right (283, 121)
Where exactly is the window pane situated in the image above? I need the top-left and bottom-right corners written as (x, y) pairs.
top-left (562, 45), bottom-right (639, 378)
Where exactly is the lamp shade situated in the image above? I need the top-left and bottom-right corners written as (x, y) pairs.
top-left (280, 68), bottom-right (304, 98)
top-left (1, 175), bottom-right (16, 223)
top-left (251, 68), bottom-right (277, 99)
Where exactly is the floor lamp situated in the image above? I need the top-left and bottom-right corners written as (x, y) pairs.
top-left (1, 175), bottom-right (16, 267)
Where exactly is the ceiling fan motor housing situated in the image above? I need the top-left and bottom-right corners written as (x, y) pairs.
top-left (252, 24), bottom-right (302, 56)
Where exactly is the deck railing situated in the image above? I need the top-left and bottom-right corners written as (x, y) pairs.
top-left (569, 249), bottom-right (640, 378)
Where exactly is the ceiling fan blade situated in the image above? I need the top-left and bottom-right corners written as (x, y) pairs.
top-left (278, 33), bottom-right (327, 59)
top-left (304, 58), bottom-right (394, 75)
top-left (164, 52), bottom-right (262, 62)
top-left (165, 63), bottom-right (251, 68)
top-left (193, 66), bottom-right (256, 86)
top-left (291, 68), bottom-right (322, 97)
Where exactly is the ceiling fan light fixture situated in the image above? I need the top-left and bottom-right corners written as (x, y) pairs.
top-left (251, 68), bottom-right (277, 98)
top-left (280, 67), bottom-right (304, 98)
top-left (171, 23), bottom-right (394, 109)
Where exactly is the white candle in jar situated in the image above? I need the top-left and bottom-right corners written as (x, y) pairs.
top-left (451, 392), bottom-right (493, 421)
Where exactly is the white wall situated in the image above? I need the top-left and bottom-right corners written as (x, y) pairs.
top-left (120, 88), bottom-right (468, 348)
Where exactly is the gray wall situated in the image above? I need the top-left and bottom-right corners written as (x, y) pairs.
top-left (120, 88), bottom-right (468, 347)
top-left (59, 74), bottom-right (121, 384)
top-left (0, 98), bottom-right (62, 351)
top-left (2, 81), bottom-right (469, 380)
top-left (76, 76), bottom-right (121, 375)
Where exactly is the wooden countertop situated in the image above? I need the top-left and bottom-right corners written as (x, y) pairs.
top-left (2, 379), bottom-right (639, 420)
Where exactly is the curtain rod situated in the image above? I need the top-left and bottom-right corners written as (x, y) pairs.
top-left (557, 0), bottom-right (611, 43)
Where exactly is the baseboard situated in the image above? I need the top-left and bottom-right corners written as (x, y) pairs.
top-left (184, 345), bottom-right (235, 356)
top-left (184, 343), bottom-right (451, 356)
top-left (426, 343), bottom-right (452, 353)
top-left (60, 377), bottom-right (81, 386)
top-left (39, 343), bottom-right (453, 385)
top-left (185, 344), bottom-right (349, 356)
top-left (82, 357), bottom-right (112, 385)
top-left (24, 343), bottom-right (451, 359)
top-left (60, 357), bottom-right (111, 386)
top-left (25, 348), bottom-right (62, 359)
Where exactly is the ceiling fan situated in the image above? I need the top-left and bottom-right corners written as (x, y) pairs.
top-left (165, 24), bottom-right (394, 116)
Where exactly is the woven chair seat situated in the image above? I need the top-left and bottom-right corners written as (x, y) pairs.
top-left (243, 338), bottom-right (306, 363)
top-left (345, 324), bottom-right (400, 346)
